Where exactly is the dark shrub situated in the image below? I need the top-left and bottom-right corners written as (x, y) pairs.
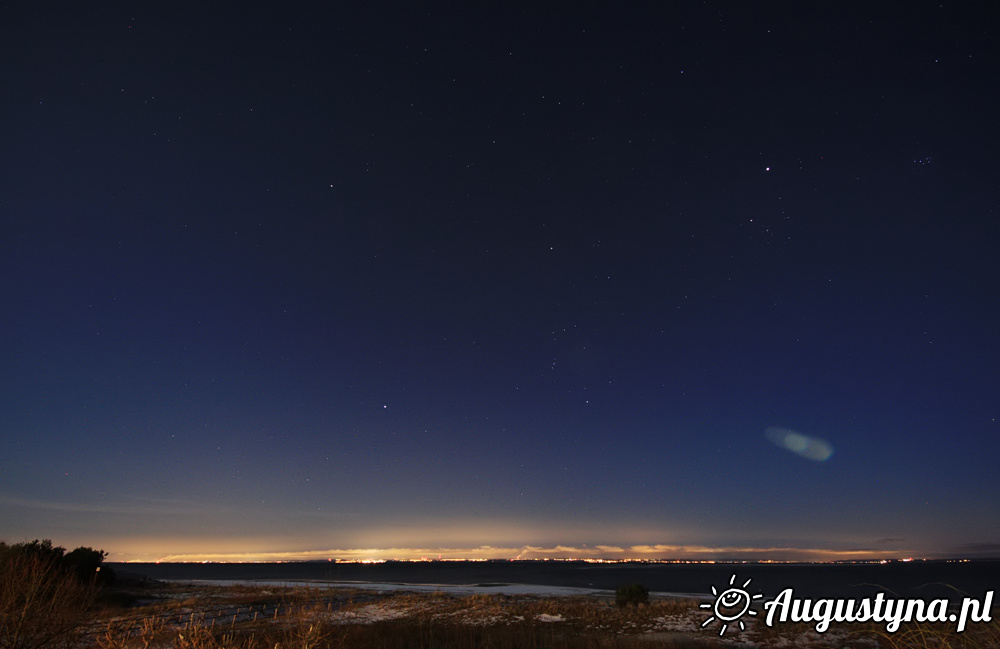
top-left (64, 546), bottom-right (114, 585)
top-left (0, 550), bottom-right (97, 648)
top-left (0, 539), bottom-right (111, 648)
top-left (615, 582), bottom-right (649, 607)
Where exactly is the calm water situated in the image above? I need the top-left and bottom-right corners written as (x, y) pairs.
top-left (111, 560), bottom-right (999, 601)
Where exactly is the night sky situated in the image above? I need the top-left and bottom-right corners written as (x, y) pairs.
top-left (2, 2), bottom-right (998, 562)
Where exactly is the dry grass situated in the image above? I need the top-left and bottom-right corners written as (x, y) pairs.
top-left (77, 584), bottom-right (1000, 649)
top-left (0, 552), bottom-right (98, 649)
top-left (87, 587), bottom-right (718, 648)
top-left (854, 616), bottom-right (1000, 649)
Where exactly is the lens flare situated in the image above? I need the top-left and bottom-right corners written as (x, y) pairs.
top-left (764, 427), bottom-right (833, 462)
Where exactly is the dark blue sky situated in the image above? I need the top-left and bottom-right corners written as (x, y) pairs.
top-left (2, 2), bottom-right (998, 562)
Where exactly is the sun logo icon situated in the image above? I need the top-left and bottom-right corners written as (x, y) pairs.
top-left (700, 573), bottom-right (763, 635)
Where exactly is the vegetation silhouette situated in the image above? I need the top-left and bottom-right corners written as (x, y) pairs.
top-left (0, 539), bottom-right (111, 649)
top-left (615, 583), bottom-right (650, 607)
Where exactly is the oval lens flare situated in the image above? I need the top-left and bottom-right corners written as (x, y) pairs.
top-left (765, 427), bottom-right (834, 462)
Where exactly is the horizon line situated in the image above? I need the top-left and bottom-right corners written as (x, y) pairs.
top-left (99, 543), bottom-right (973, 564)
top-left (114, 556), bottom-right (985, 565)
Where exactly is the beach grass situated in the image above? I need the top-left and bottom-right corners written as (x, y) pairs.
top-left (31, 583), bottom-right (1000, 648)
top-left (87, 585), bottom-right (720, 648)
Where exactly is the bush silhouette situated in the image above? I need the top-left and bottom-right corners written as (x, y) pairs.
top-left (0, 539), bottom-right (107, 649)
top-left (64, 546), bottom-right (114, 585)
top-left (615, 583), bottom-right (649, 607)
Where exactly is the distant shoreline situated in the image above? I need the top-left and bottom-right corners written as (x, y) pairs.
top-left (109, 557), bottom-right (1000, 601)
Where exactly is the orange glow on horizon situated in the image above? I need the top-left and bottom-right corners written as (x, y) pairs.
top-left (106, 543), bottom-right (920, 564)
